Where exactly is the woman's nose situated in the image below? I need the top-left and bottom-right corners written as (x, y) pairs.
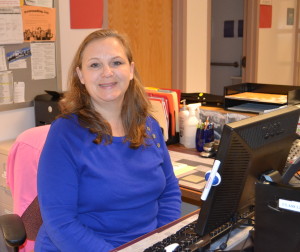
top-left (101, 65), bottom-right (113, 77)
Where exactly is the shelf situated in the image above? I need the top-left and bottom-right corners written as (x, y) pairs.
top-left (0, 101), bottom-right (34, 112)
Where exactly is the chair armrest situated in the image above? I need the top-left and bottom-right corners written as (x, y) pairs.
top-left (0, 214), bottom-right (27, 248)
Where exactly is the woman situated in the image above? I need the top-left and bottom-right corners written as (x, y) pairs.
top-left (35, 29), bottom-right (181, 251)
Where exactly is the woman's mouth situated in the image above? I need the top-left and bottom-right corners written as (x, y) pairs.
top-left (99, 82), bottom-right (116, 87)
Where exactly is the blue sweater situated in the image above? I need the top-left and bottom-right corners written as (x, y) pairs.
top-left (35, 115), bottom-right (181, 251)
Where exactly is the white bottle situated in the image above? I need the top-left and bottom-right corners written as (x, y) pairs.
top-left (183, 104), bottom-right (199, 148)
top-left (179, 99), bottom-right (189, 146)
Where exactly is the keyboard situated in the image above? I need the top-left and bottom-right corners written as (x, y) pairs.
top-left (143, 219), bottom-right (210, 252)
top-left (113, 211), bottom-right (253, 252)
top-left (143, 220), bottom-right (253, 252)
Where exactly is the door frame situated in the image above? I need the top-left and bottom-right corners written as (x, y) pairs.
top-left (293, 0), bottom-right (300, 86)
top-left (242, 0), bottom-right (259, 83)
top-left (172, 0), bottom-right (259, 91)
top-left (172, 0), bottom-right (187, 91)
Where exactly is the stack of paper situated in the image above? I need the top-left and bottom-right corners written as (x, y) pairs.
top-left (146, 87), bottom-right (180, 142)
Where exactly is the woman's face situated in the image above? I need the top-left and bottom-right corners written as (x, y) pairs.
top-left (76, 37), bottom-right (134, 110)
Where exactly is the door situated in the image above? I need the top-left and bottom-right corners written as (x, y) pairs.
top-left (210, 0), bottom-right (245, 96)
top-left (107, 0), bottom-right (172, 89)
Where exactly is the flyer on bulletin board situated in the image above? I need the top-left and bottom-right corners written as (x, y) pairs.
top-left (0, 0), bottom-right (21, 6)
top-left (0, 71), bottom-right (13, 105)
top-left (0, 7), bottom-right (24, 44)
top-left (21, 5), bottom-right (56, 42)
top-left (24, 0), bottom-right (53, 8)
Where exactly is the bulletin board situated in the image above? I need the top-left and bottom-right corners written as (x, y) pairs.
top-left (0, 0), bottom-right (61, 111)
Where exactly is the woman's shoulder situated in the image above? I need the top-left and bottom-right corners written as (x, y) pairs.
top-left (52, 114), bottom-right (77, 126)
top-left (49, 114), bottom-right (90, 138)
top-left (146, 116), bottom-right (160, 129)
top-left (146, 116), bottom-right (164, 136)
top-left (45, 115), bottom-right (96, 149)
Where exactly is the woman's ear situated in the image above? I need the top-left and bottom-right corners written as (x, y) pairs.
top-left (130, 62), bottom-right (134, 80)
top-left (76, 66), bottom-right (85, 84)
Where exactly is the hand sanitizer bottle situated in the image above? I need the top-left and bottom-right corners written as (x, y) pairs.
top-left (183, 104), bottom-right (200, 148)
top-left (179, 99), bottom-right (189, 146)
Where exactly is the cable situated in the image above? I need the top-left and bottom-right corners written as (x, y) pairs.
top-left (238, 227), bottom-right (254, 252)
top-left (218, 223), bottom-right (234, 251)
top-left (215, 217), bottom-right (255, 251)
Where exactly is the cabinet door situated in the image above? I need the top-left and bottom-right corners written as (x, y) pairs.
top-left (0, 153), bottom-right (13, 215)
top-left (0, 153), bottom-right (8, 188)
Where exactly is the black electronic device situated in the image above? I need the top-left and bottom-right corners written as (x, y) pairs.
top-left (141, 106), bottom-right (300, 252)
top-left (195, 105), bottom-right (300, 240)
top-left (254, 182), bottom-right (300, 252)
top-left (34, 90), bottom-right (62, 126)
top-left (281, 138), bottom-right (300, 184)
top-left (224, 83), bottom-right (300, 113)
top-left (180, 92), bottom-right (224, 107)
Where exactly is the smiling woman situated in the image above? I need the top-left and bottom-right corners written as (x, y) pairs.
top-left (35, 29), bottom-right (182, 252)
top-left (75, 37), bottom-right (135, 132)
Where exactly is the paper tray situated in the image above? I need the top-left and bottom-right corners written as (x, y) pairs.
top-left (224, 83), bottom-right (300, 113)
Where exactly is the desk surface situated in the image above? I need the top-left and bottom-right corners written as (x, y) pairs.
top-left (168, 144), bottom-right (214, 205)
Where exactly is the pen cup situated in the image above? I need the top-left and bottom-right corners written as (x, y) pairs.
top-left (206, 127), bottom-right (214, 143)
top-left (196, 127), bottom-right (214, 152)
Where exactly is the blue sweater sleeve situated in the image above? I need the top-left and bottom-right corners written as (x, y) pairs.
top-left (150, 118), bottom-right (182, 227)
top-left (37, 119), bottom-right (114, 252)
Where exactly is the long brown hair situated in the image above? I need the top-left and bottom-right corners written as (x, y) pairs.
top-left (59, 29), bottom-right (151, 148)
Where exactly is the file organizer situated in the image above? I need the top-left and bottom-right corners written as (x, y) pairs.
top-left (224, 83), bottom-right (300, 113)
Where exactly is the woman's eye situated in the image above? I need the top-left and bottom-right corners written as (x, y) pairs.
top-left (112, 61), bottom-right (123, 66)
top-left (90, 62), bottom-right (100, 68)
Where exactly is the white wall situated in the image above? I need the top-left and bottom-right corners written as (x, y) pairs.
top-left (0, 107), bottom-right (35, 142)
top-left (257, 0), bottom-right (296, 84)
top-left (58, 2), bottom-right (101, 91)
top-left (185, 0), bottom-right (210, 93)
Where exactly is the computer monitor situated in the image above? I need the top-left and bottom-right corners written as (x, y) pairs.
top-left (195, 105), bottom-right (300, 237)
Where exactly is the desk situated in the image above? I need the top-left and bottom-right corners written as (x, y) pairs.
top-left (170, 107), bottom-right (255, 205)
top-left (168, 144), bottom-right (214, 206)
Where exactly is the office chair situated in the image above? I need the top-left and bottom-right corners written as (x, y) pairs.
top-left (0, 214), bottom-right (26, 251)
top-left (0, 196), bottom-right (42, 251)
top-left (0, 125), bottom-right (50, 251)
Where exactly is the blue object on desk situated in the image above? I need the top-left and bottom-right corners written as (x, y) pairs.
top-left (196, 127), bottom-right (214, 152)
top-left (204, 171), bottom-right (221, 186)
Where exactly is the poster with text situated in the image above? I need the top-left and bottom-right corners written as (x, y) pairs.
top-left (21, 5), bottom-right (56, 41)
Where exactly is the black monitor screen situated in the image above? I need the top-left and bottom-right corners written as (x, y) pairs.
top-left (195, 105), bottom-right (300, 237)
